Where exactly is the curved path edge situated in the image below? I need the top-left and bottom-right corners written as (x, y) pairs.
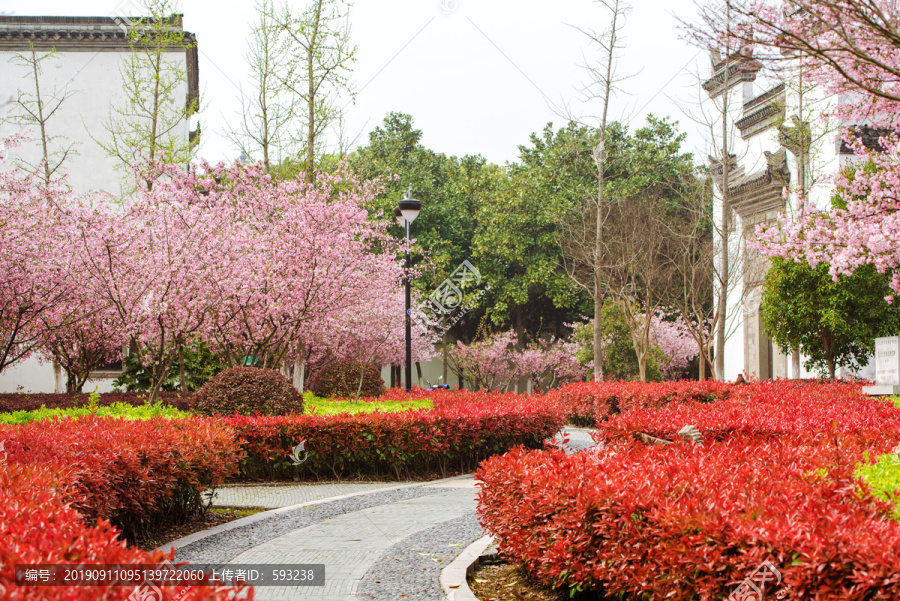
top-left (157, 474), bottom-right (476, 554)
top-left (440, 535), bottom-right (494, 601)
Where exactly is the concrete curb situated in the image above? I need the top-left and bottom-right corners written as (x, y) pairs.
top-left (157, 474), bottom-right (475, 554)
top-left (440, 534), bottom-right (495, 601)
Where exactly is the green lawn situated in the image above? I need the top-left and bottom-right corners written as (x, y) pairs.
top-left (0, 399), bottom-right (189, 424)
top-left (0, 393), bottom-right (433, 423)
top-left (304, 394), bottom-right (433, 415)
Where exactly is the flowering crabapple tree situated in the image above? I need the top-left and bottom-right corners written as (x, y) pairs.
top-left (696, 1), bottom-right (900, 295)
top-left (36, 302), bottom-right (126, 394)
top-left (70, 160), bottom-right (411, 401)
top-left (647, 312), bottom-right (699, 380)
top-left (448, 330), bottom-right (520, 391)
top-left (516, 337), bottom-right (587, 393)
top-left (199, 165), bottom-right (410, 372)
top-left (0, 133), bottom-right (88, 374)
top-left (72, 161), bottom-right (237, 401)
top-left (294, 279), bottom-right (435, 397)
top-left (449, 329), bottom-right (587, 392)
top-left (573, 310), bottom-right (698, 381)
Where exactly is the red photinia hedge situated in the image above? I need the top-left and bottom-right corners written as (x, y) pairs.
top-left (193, 367), bottom-right (304, 417)
top-left (596, 380), bottom-right (900, 446)
top-left (543, 380), bottom-right (739, 426)
top-left (0, 391), bottom-right (194, 412)
top-left (1, 415), bottom-right (241, 537)
top-left (224, 391), bottom-right (565, 480)
top-left (0, 462), bottom-right (252, 600)
top-left (477, 438), bottom-right (900, 600)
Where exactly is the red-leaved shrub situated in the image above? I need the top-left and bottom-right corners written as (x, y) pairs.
top-left (477, 438), bottom-right (900, 600)
top-left (478, 380), bottom-right (900, 599)
top-left (193, 366), bottom-right (304, 416)
top-left (0, 391), bottom-right (193, 412)
top-left (0, 462), bottom-right (252, 600)
top-left (1, 415), bottom-right (241, 537)
top-left (544, 379), bottom-right (737, 426)
top-left (596, 379), bottom-right (900, 445)
top-left (224, 389), bottom-right (564, 480)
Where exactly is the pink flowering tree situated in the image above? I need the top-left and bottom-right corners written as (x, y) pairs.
top-left (448, 330), bottom-right (520, 391)
top-left (70, 160), bottom-right (416, 400)
top-left (296, 279), bottom-right (435, 395)
top-left (35, 301), bottom-right (126, 394)
top-left (199, 165), bottom-right (415, 371)
top-left (647, 312), bottom-right (699, 380)
top-left (0, 133), bottom-right (88, 374)
top-left (449, 329), bottom-right (588, 392)
top-left (72, 161), bottom-right (234, 400)
top-left (573, 310), bottom-right (698, 381)
top-left (516, 337), bottom-right (587, 393)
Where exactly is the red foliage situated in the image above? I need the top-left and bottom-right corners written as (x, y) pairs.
top-left (477, 380), bottom-right (900, 599)
top-left (477, 439), bottom-right (900, 600)
top-left (0, 391), bottom-right (193, 412)
top-left (596, 380), bottom-right (900, 447)
top-left (224, 389), bottom-right (565, 480)
top-left (0, 462), bottom-right (252, 600)
top-left (543, 380), bottom-right (737, 426)
top-left (1, 416), bottom-right (241, 537)
top-left (193, 367), bottom-right (303, 416)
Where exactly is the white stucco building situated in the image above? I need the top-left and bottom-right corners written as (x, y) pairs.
top-left (704, 52), bottom-right (876, 382)
top-left (0, 14), bottom-right (199, 393)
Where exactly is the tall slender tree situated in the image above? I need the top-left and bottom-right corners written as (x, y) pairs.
top-left (1, 44), bottom-right (77, 188)
top-left (273, 0), bottom-right (356, 181)
top-left (97, 0), bottom-right (198, 190)
top-left (227, 0), bottom-right (296, 174)
top-left (559, 0), bottom-right (631, 381)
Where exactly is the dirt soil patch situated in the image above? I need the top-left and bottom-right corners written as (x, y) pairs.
top-left (129, 507), bottom-right (264, 553)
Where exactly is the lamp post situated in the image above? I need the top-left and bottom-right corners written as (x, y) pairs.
top-left (397, 186), bottom-right (422, 392)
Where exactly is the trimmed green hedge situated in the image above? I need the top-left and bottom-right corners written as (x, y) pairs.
top-left (857, 452), bottom-right (900, 518)
top-left (0, 399), bottom-right (190, 424)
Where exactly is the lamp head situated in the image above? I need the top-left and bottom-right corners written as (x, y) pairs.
top-left (398, 185), bottom-right (422, 223)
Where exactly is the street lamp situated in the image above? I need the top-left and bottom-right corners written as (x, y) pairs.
top-left (396, 185), bottom-right (422, 392)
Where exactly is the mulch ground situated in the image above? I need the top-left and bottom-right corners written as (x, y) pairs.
top-left (129, 507), bottom-right (264, 553)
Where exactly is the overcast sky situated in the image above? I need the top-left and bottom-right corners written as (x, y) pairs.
top-left (5, 0), bottom-right (714, 167)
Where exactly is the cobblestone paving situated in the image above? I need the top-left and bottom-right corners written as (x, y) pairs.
top-left (174, 429), bottom-right (598, 601)
top-left (237, 487), bottom-right (477, 601)
top-left (204, 482), bottom-right (406, 509)
top-left (357, 513), bottom-right (482, 601)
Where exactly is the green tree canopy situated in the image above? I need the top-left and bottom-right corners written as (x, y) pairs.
top-left (761, 257), bottom-right (900, 378)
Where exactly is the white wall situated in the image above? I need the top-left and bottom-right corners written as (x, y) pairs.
top-left (0, 50), bottom-right (189, 196)
top-left (0, 46), bottom-right (189, 393)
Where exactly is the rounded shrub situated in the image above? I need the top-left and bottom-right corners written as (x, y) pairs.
top-left (309, 359), bottom-right (385, 398)
top-left (192, 367), bottom-right (304, 416)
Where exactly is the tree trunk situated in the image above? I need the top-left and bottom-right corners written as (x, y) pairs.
top-left (442, 333), bottom-right (449, 384)
top-left (147, 353), bottom-right (175, 403)
top-left (593, 288), bottom-right (604, 381)
top-left (292, 360), bottom-right (304, 391)
top-left (179, 341), bottom-right (187, 392)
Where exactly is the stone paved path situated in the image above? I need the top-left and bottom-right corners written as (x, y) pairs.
top-left (167, 428), bottom-right (596, 601)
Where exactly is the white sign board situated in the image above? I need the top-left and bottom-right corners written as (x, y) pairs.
top-left (875, 336), bottom-right (900, 386)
